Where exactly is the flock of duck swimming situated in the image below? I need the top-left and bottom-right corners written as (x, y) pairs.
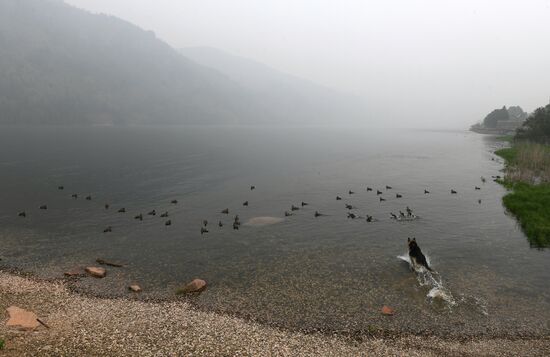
top-left (15, 177), bottom-right (490, 235)
top-left (17, 185), bottom-right (177, 233)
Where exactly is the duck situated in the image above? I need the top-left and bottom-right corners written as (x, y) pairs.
top-left (71, 194), bottom-right (78, 199)
top-left (424, 189), bottom-right (430, 194)
top-left (478, 199), bottom-right (482, 204)
top-left (201, 227), bottom-right (209, 234)
top-left (396, 193), bottom-right (402, 198)
top-left (390, 213), bottom-right (398, 219)
top-left (103, 226), bottom-right (112, 233)
top-left (386, 185), bottom-right (392, 190)
top-left (104, 204), bottom-right (110, 210)
top-left (221, 208), bottom-right (229, 214)
top-left (379, 197), bottom-right (386, 202)
top-left (481, 176), bottom-right (486, 183)
top-left (243, 201), bottom-right (249, 206)
top-left (147, 209), bottom-right (156, 216)
top-left (451, 189), bottom-right (457, 194)
top-left (406, 206), bottom-right (413, 216)
top-left (376, 190), bottom-right (382, 195)
top-left (366, 215), bottom-right (373, 222)
top-left (18, 211), bottom-right (26, 217)
top-left (366, 187), bottom-right (373, 192)
top-left (171, 199), bottom-right (178, 204)
top-left (345, 204), bottom-right (353, 210)
top-left (301, 201), bottom-right (309, 207)
top-left (475, 186), bottom-right (481, 190)
top-left (250, 185), bottom-right (256, 190)
top-left (203, 219), bottom-right (208, 227)
top-left (399, 210), bottom-right (406, 218)
top-left (134, 213), bottom-right (143, 221)
top-left (291, 205), bottom-right (300, 211)
top-left (165, 220), bottom-right (171, 226)
top-left (349, 190), bottom-right (355, 195)
top-left (347, 212), bottom-right (357, 219)
top-left (58, 186), bottom-right (64, 190)
top-left (232, 222), bottom-right (239, 230)
top-left (39, 205), bottom-right (47, 210)
top-left (336, 196), bottom-right (342, 200)
top-left (160, 211), bottom-right (169, 218)
top-left (284, 211), bottom-right (292, 217)
top-left (85, 195), bottom-right (92, 201)
top-left (314, 211), bottom-right (324, 217)
top-left (118, 208), bottom-right (126, 213)
top-left (218, 221), bottom-right (223, 227)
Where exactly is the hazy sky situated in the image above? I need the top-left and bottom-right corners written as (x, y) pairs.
top-left (64, 0), bottom-right (550, 128)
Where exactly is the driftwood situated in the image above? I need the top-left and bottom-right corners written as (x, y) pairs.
top-left (96, 258), bottom-right (124, 268)
top-left (36, 318), bottom-right (50, 329)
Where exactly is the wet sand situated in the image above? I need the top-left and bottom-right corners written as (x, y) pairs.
top-left (1, 271), bottom-right (548, 356)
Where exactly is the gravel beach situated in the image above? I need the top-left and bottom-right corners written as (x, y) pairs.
top-left (0, 271), bottom-right (548, 356)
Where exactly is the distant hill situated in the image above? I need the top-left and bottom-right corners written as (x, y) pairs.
top-left (0, 0), bottom-right (367, 125)
top-left (180, 47), bottom-right (368, 126)
top-left (470, 105), bottom-right (528, 133)
top-left (483, 106), bottom-right (510, 128)
top-left (0, 0), bottom-right (268, 125)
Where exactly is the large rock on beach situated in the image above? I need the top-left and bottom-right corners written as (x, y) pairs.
top-left (64, 268), bottom-right (84, 277)
top-left (176, 279), bottom-right (207, 295)
top-left (128, 284), bottom-right (142, 293)
top-left (85, 267), bottom-right (106, 278)
top-left (5, 306), bottom-right (40, 330)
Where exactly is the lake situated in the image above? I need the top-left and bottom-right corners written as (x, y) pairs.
top-left (0, 126), bottom-right (548, 337)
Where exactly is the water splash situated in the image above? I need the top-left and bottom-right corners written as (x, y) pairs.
top-left (398, 253), bottom-right (456, 307)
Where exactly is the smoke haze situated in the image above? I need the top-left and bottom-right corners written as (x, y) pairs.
top-left (64, 0), bottom-right (550, 128)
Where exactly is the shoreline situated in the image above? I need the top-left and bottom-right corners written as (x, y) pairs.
top-left (1, 270), bottom-right (549, 356)
top-left (3, 263), bottom-right (549, 342)
top-left (494, 141), bottom-right (550, 247)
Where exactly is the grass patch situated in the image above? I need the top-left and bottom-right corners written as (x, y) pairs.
top-left (501, 182), bottom-right (550, 247)
top-left (0, 338), bottom-right (4, 350)
top-left (496, 134), bottom-right (515, 143)
top-left (495, 141), bottom-right (550, 247)
top-left (495, 147), bottom-right (517, 164)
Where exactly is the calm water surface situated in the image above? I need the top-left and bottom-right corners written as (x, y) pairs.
top-left (0, 126), bottom-right (548, 336)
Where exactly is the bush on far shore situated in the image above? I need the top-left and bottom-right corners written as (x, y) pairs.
top-left (516, 104), bottom-right (550, 144)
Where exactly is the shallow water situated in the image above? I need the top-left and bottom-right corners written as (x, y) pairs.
top-left (0, 126), bottom-right (549, 336)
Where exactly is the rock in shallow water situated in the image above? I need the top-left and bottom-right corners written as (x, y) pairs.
top-left (381, 305), bottom-right (395, 316)
top-left (176, 279), bottom-right (207, 295)
top-left (85, 267), bottom-right (106, 278)
top-left (6, 306), bottom-right (40, 330)
top-left (128, 284), bottom-right (142, 293)
top-left (64, 268), bottom-right (83, 277)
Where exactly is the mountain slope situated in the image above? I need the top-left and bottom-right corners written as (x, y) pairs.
top-left (0, 0), bottom-right (367, 125)
top-left (180, 47), bottom-right (368, 125)
top-left (0, 0), bottom-right (260, 125)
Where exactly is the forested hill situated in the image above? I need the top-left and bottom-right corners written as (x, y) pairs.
top-left (0, 0), bottom-right (267, 125)
top-left (0, 0), bottom-right (367, 126)
top-left (180, 46), bottom-right (368, 126)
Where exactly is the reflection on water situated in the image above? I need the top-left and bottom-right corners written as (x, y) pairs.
top-left (0, 126), bottom-right (548, 337)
